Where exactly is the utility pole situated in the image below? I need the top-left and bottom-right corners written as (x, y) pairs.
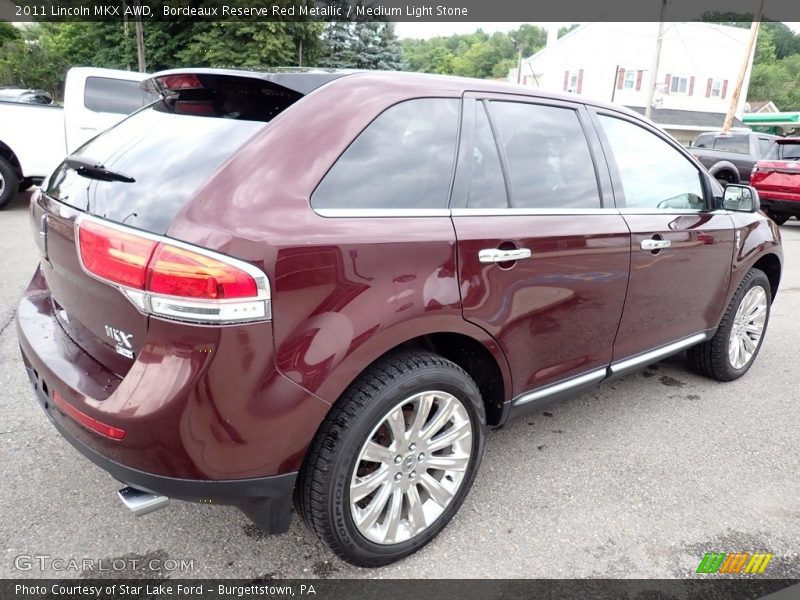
top-left (122, 0), bottom-right (130, 71)
top-left (645, 0), bottom-right (668, 120)
top-left (722, 0), bottom-right (764, 132)
top-left (514, 39), bottom-right (524, 84)
top-left (133, 0), bottom-right (146, 73)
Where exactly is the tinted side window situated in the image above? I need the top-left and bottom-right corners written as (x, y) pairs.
top-left (598, 115), bottom-right (704, 210)
top-left (312, 99), bottom-right (459, 210)
top-left (84, 77), bottom-right (155, 114)
top-left (466, 102), bottom-right (507, 208)
top-left (713, 135), bottom-right (749, 154)
top-left (758, 138), bottom-right (773, 157)
top-left (490, 101), bottom-right (601, 209)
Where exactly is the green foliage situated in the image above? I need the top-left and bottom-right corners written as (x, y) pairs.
top-left (0, 22), bottom-right (21, 46)
top-left (318, 22), bottom-right (403, 69)
top-left (0, 24), bottom-right (68, 96)
top-left (401, 24), bottom-right (547, 79)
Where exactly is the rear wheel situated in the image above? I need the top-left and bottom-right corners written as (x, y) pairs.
top-left (688, 268), bottom-right (771, 381)
top-left (0, 155), bottom-right (20, 210)
top-left (715, 170), bottom-right (737, 185)
top-left (297, 351), bottom-right (486, 566)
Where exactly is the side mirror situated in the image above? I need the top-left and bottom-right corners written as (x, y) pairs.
top-left (722, 184), bottom-right (760, 213)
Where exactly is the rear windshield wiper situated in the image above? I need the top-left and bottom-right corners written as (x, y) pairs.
top-left (65, 155), bottom-right (135, 183)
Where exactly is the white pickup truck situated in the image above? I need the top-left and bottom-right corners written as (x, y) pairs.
top-left (0, 67), bottom-right (153, 208)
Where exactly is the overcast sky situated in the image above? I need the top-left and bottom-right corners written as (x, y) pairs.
top-left (393, 21), bottom-right (800, 39)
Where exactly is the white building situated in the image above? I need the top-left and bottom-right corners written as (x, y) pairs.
top-left (511, 22), bottom-right (753, 144)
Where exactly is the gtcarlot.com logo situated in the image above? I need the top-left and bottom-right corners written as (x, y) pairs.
top-left (14, 554), bottom-right (194, 573)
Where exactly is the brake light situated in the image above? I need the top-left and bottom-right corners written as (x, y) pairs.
top-left (76, 216), bottom-right (270, 324)
top-left (52, 390), bottom-right (126, 440)
top-left (78, 221), bottom-right (156, 289)
top-left (158, 74), bottom-right (202, 91)
top-left (147, 244), bottom-right (258, 299)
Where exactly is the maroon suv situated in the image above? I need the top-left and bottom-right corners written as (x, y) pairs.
top-left (18, 69), bottom-right (782, 566)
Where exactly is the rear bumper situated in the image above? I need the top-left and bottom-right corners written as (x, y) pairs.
top-left (25, 368), bottom-right (295, 533)
top-left (759, 197), bottom-right (800, 216)
top-left (16, 266), bottom-right (331, 534)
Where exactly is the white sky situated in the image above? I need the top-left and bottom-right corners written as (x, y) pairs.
top-left (394, 21), bottom-right (800, 39)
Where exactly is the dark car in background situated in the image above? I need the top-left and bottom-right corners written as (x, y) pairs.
top-left (691, 130), bottom-right (777, 184)
top-left (17, 69), bottom-right (782, 566)
top-left (751, 137), bottom-right (800, 224)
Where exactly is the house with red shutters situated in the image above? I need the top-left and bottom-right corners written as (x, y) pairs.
top-left (511, 22), bottom-right (752, 145)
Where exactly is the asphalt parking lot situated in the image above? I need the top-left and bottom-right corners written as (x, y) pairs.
top-left (1, 189), bottom-right (798, 580)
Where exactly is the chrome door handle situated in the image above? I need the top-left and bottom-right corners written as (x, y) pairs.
top-left (640, 239), bottom-right (671, 251)
top-left (478, 248), bottom-right (532, 263)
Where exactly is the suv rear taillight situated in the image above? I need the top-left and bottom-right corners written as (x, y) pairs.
top-left (76, 215), bottom-right (270, 324)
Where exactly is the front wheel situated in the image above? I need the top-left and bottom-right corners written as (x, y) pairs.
top-left (688, 268), bottom-right (771, 381)
top-left (296, 351), bottom-right (486, 566)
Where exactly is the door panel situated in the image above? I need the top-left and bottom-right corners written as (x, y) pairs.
top-left (590, 111), bottom-right (736, 360)
top-left (454, 215), bottom-right (630, 395)
top-left (613, 212), bottom-right (734, 360)
top-left (451, 96), bottom-right (629, 397)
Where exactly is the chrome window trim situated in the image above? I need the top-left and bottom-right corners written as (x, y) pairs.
top-left (314, 208), bottom-right (451, 218)
top-left (618, 208), bottom-right (729, 216)
top-left (314, 208), bottom-right (732, 218)
top-left (512, 368), bottom-right (608, 407)
top-left (451, 208), bottom-right (617, 217)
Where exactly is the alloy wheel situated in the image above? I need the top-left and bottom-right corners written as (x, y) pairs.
top-left (349, 390), bottom-right (473, 545)
top-left (728, 285), bottom-right (768, 370)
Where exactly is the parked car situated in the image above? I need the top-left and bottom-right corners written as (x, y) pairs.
top-left (690, 130), bottom-right (777, 184)
top-left (0, 67), bottom-right (152, 209)
top-left (0, 88), bottom-right (53, 104)
top-left (751, 137), bottom-right (800, 225)
top-left (18, 69), bottom-right (783, 567)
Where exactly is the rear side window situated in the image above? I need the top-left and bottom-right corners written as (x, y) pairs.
top-left (84, 77), bottom-right (155, 114)
top-left (758, 138), bottom-right (773, 156)
top-left (712, 135), bottom-right (749, 154)
top-left (489, 101), bottom-right (601, 209)
top-left (312, 99), bottom-right (459, 210)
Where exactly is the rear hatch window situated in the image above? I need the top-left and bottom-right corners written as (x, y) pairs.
top-left (766, 140), bottom-right (800, 161)
top-left (34, 72), bottom-right (322, 378)
top-left (45, 73), bottom-right (305, 235)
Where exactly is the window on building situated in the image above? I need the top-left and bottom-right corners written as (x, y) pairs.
top-left (568, 71), bottom-right (579, 93)
top-left (710, 79), bottom-right (722, 97)
top-left (623, 71), bottom-right (637, 90)
top-left (670, 76), bottom-right (689, 95)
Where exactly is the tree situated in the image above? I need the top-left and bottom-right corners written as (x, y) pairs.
top-left (177, 23), bottom-right (296, 68)
top-left (319, 22), bottom-right (356, 68)
top-left (0, 22), bottom-right (20, 46)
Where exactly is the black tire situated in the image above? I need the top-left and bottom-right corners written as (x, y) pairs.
top-left (296, 351), bottom-right (486, 566)
top-left (767, 211), bottom-right (790, 226)
top-left (688, 268), bottom-right (771, 381)
top-left (0, 155), bottom-right (20, 210)
top-left (715, 170), bottom-right (738, 185)
top-left (18, 177), bottom-right (34, 192)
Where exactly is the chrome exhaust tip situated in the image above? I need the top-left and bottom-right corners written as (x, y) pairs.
top-left (118, 486), bottom-right (169, 516)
